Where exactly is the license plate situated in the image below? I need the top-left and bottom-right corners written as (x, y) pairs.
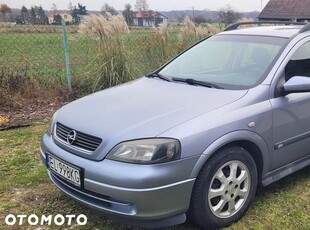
top-left (47, 154), bottom-right (82, 188)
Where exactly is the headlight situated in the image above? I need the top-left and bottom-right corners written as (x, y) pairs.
top-left (107, 138), bottom-right (181, 164)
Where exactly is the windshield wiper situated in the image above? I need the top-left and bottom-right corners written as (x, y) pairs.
top-left (171, 77), bottom-right (223, 89)
top-left (146, 73), bottom-right (171, 82)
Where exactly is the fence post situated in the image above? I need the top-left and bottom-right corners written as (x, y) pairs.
top-left (61, 19), bottom-right (72, 91)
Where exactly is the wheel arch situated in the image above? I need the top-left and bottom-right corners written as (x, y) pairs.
top-left (190, 130), bottom-right (270, 185)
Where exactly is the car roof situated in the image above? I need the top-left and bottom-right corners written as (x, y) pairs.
top-left (220, 25), bottom-right (304, 38)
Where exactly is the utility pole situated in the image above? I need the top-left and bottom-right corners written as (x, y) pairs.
top-left (261, 0), bottom-right (263, 10)
top-left (192, 6), bottom-right (195, 21)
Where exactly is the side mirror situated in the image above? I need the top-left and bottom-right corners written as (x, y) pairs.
top-left (284, 76), bottom-right (310, 94)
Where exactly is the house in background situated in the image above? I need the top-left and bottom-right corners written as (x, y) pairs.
top-left (258, 0), bottom-right (310, 22)
top-left (133, 11), bottom-right (168, 27)
top-left (48, 13), bottom-right (73, 25)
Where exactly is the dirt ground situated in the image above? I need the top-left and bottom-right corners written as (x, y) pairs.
top-left (0, 100), bottom-right (68, 130)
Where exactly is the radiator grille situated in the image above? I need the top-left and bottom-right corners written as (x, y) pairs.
top-left (55, 123), bottom-right (102, 152)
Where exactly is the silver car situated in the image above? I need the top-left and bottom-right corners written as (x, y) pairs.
top-left (40, 22), bottom-right (310, 229)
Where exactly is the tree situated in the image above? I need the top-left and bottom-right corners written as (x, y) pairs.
top-left (37, 6), bottom-right (48, 24)
top-left (135, 0), bottom-right (148, 12)
top-left (71, 6), bottom-right (79, 24)
top-left (21, 6), bottom-right (29, 24)
top-left (69, 3), bottom-right (86, 25)
top-left (30, 6), bottom-right (37, 24)
top-left (101, 3), bottom-right (118, 16)
top-left (51, 3), bottom-right (57, 14)
top-left (15, 15), bottom-right (22, 24)
top-left (134, 0), bottom-right (153, 26)
top-left (122, 4), bottom-right (134, 25)
top-left (68, 1), bottom-right (74, 12)
top-left (218, 5), bottom-right (241, 28)
top-left (0, 4), bottom-right (12, 22)
top-left (194, 15), bottom-right (207, 24)
top-left (53, 13), bottom-right (62, 25)
top-left (77, 3), bottom-right (87, 15)
top-left (28, 6), bottom-right (47, 24)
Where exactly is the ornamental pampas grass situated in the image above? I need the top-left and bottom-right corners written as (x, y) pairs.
top-left (153, 23), bottom-right (168, 44)
top-left (179, 16), bottom-right (209, 46)
top-left (180, 16), bottom-right (197, 38)
top-left (77, 14), bottom-right (133, 93)
top-left (78, 13), bottom-right (129, 41)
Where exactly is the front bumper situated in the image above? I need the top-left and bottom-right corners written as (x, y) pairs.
top-left (40, 132), bottom-right (199, 227)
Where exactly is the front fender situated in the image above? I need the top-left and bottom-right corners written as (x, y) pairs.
top-left (189, 130), bottom-right (271, 180)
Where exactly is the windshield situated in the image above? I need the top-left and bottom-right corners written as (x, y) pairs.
top-left (159, 35), bottom-right (287, 90)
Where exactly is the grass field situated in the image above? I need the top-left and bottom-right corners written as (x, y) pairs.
top-left (1, 124), bottom-right (310, 229)
top-left (0, 24), bottom-right (187, 100)
top-left (0, 31), bottom-right (96, 85)
top-left (0, 25), bottom-right (178, 80)
top-left (0, 25), bottom-right (165, 108)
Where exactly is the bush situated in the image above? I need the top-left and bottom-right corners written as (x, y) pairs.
top-left (77, 14), bottom-right (134, 93)
top-left (178, 17), bottom-right (220, 48)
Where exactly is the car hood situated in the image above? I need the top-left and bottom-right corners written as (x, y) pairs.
top-left (55, 77), bottom-right (247, 159)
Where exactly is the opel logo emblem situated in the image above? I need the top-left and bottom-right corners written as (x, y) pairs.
top-left (67, 130), bottom-right (77, 145)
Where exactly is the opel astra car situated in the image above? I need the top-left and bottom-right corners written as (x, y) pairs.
top-left (40, 22), bottom-right (310, 229)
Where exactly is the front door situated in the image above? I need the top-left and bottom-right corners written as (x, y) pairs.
top-left (271, 41), bottom-right (310, 170)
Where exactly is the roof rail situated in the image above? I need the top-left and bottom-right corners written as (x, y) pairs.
top-left (224, 21), bottom-right (307, 31)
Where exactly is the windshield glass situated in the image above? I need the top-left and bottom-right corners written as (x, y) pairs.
top-left (159, 35), bottom-right (287, 89)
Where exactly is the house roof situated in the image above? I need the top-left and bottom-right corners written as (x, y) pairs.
top-left (258, 0), bottom-right (310, 20)
top-left (134, 11), bottom-right (167, 19)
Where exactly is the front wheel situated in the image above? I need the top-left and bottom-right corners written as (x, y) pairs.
top-left (188, 146), bottom-right (257, 229)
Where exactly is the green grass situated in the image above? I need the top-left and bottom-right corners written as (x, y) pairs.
top-left (0, 125), bottom-right (48, 194)
top-left (1, 124), bottom-right (310, 229)
top-left (0, 31), bottom-right (95, 85)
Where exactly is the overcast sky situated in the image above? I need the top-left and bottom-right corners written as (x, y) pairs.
top-left (2, 0), bottom-right (270, 12)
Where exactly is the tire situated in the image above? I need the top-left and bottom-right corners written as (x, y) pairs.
top-left (188, 145), bottom-right (258, 229)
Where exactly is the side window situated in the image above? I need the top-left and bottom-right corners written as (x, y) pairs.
top-left (285, 42), bottom-right (310, 81)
